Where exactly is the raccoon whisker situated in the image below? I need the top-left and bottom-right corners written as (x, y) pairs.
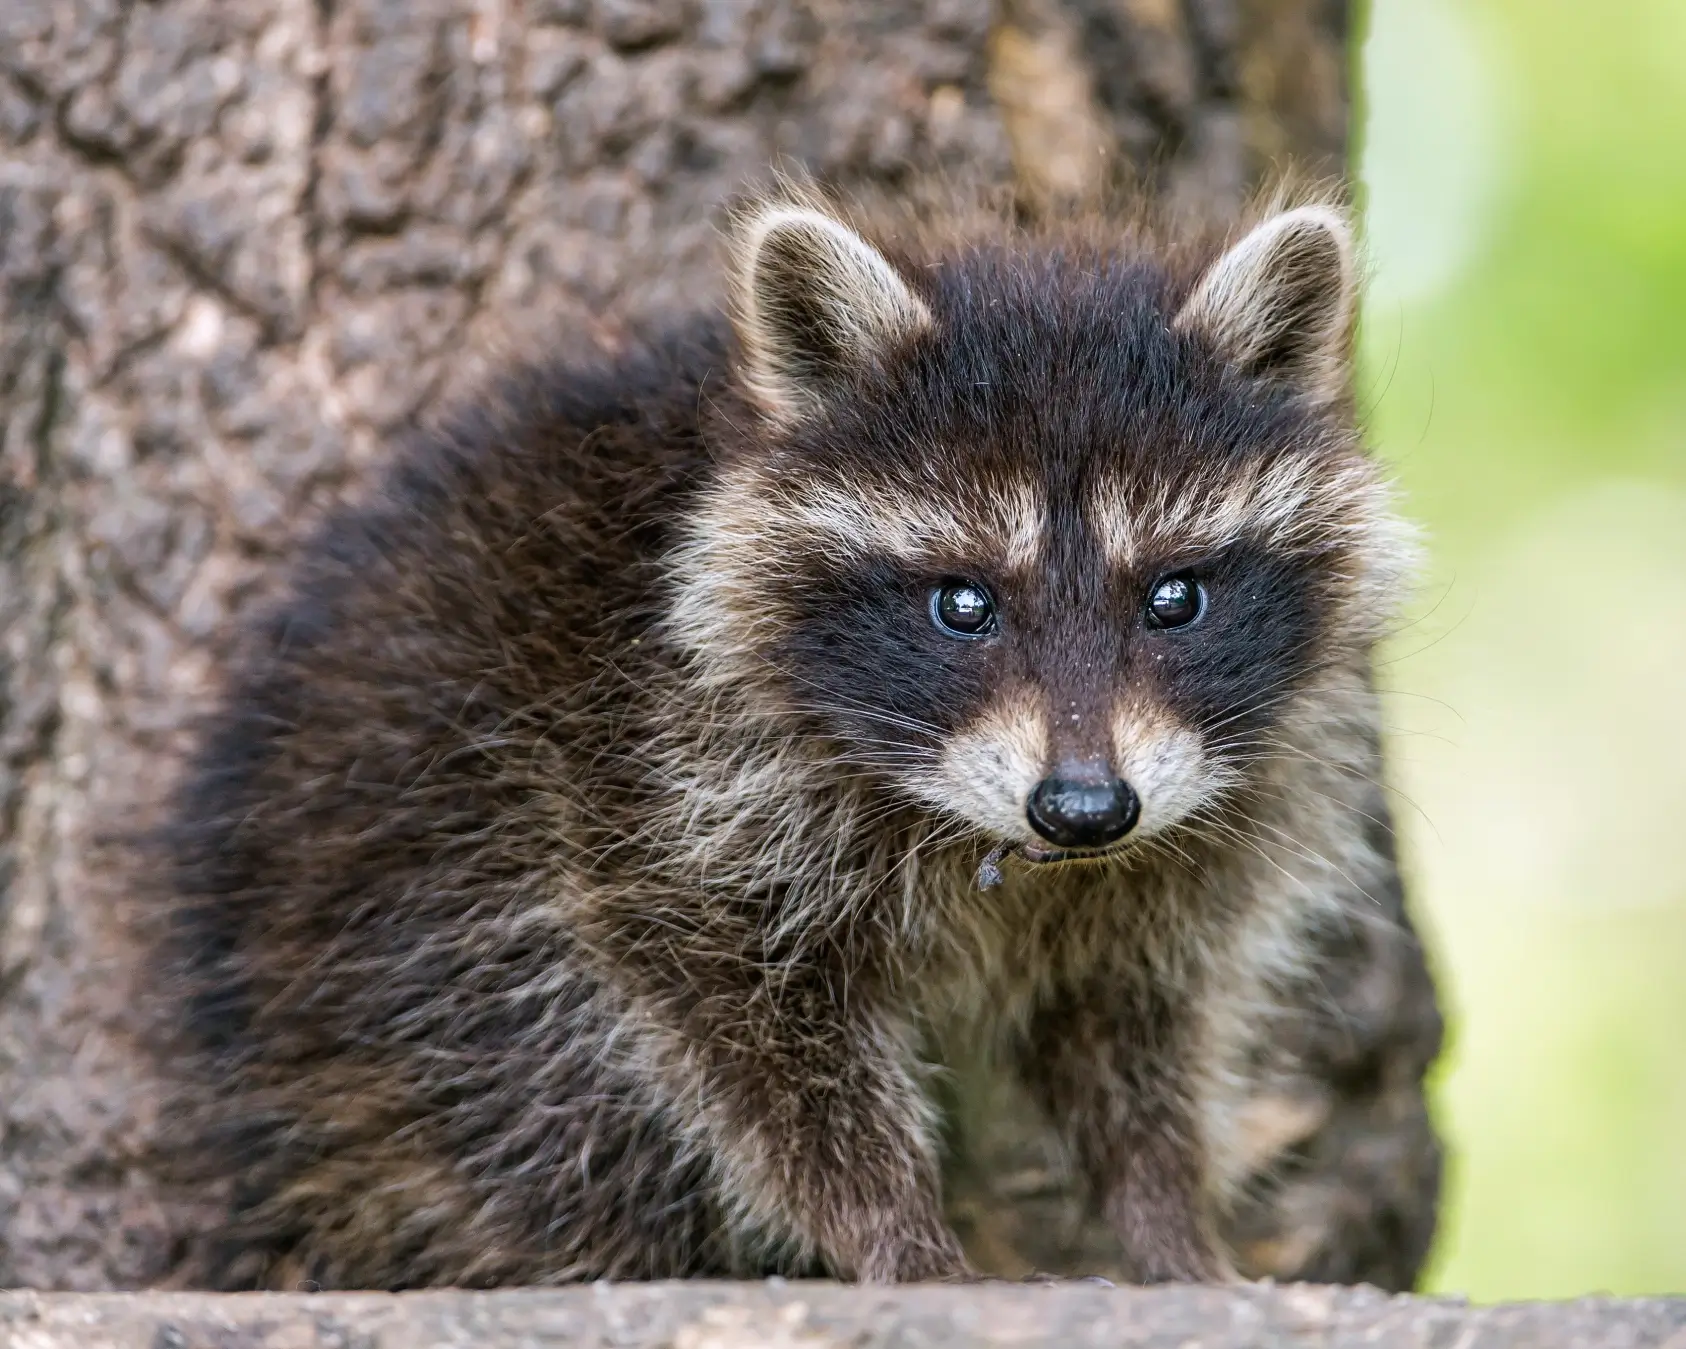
top-left (1194, 697), bottom-right (1312, 747)
top-left (912, 819), bottom-right (989, 862)
top-left (1372, 722), bottom-right (1460, 749)
top-left (1175, 811), bottom-right (1395, 942)
top-left (804, 772), bottom-right (923, 795)
top-left (1201, 685), bottom-right (1319, 736)
top-left (1206, 718), bottom-right (1389, 777)
top-left (1245, 777), bottom-right (1399, 839)
top-left (1216, 809), bottom-right (1379, 908)
top-left (1173, 813), bottom-right (1321, 907)
top-left (1192, 741), bottom-right (1419, 865)
top-left (1372, 572), bottom-right (1468, 654)
top-left (814, 727), bottom-right (936, 749)
top-left (1237, 739), bottom-right (1436, 835)
top-left (1129, 832), bottom-right (1217, 890)
top-left (785, 700), bottom-right (947, 740)
top-left (1200, 740), bottom-right (1294, 769)
top-left (1149, 836), bottom-right (1205, 876)
top-left (774, 670), bottom-right (949, 729)
top-left (803, 733), bottom-right (939, 763)
top-left (1367, 686), bottom-right (1466, 723)
top-left (1195, 660), bottom-right (1340, 738)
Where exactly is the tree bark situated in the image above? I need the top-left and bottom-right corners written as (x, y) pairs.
top-left (0, 0), bottom-right (1441, 1291)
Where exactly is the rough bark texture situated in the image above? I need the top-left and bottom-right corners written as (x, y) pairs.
top-left (4, 1284), bottom-right (1685, 1349)
top-left (0, 0), bottom-right (1441, 1292)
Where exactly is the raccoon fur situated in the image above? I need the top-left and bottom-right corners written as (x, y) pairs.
top-left (162, 182), bottom-right (1420, 1290)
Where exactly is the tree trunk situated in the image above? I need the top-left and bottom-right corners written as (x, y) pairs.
top-left (0, 0), bottom-right (1441, 1291)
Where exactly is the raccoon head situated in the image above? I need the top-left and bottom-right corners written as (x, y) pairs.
top-left (671, 194), bottom-right (1415, 864)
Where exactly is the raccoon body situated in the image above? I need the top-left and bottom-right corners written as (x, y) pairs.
top-left (164, 185), bottom-right (1418, 1290)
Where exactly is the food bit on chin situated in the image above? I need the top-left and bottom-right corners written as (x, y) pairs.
top-left (976, 843), bottom-right (1016, 890)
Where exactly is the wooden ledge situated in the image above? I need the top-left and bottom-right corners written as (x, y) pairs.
top-left (0, 1282), bottom-right (1679, 1348)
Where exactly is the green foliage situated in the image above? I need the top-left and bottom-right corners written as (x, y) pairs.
top-left (1357, 0), bottom-right (1686, 1300)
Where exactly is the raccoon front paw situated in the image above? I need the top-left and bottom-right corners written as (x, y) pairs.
top-left (852, 1223), bottom-right (973, 1284)
top-left (1130, 1247), bottom-right (1240, 1285)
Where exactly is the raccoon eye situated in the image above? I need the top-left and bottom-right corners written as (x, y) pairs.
top-left (932, 581), bottom-right (997, 638)
top-left (1146, 573), bottom-right (1203, 629)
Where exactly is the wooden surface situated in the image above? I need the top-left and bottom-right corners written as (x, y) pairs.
top-left (0, 1283), bottom-right (1682, 1349)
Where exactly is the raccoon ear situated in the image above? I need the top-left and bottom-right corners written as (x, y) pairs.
top-left (732, 204), bottom-right (932, 427)
top-left (1175, 205), bottom-right (1357, 401)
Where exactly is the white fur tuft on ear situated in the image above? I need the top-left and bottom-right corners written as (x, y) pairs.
top-left (731, 203), bottom-right (932, 427)
top-left (1174, 205), bottom-right (1358, 402)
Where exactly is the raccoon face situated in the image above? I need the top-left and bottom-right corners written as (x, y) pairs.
top-left (672, 196), bottom-right (1414, 861)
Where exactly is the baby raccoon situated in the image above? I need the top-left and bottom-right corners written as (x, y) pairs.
top-left (163, 183), bottom-right (1418, 1290)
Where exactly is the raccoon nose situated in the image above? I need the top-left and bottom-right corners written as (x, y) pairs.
top-left (1026, 775), bottom-right (1141, 849)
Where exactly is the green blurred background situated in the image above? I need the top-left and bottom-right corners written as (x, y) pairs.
top-left (1355, 0), bottom-right (1686, 1301)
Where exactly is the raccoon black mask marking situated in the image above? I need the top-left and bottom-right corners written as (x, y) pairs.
top-left (162, 184), bottom-right (1418, 1290)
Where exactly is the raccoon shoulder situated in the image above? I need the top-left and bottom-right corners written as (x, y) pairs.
top-left (256, 323), bottom-right (731, 703)
top-left (162, 323), bottom-right (732, 1035)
